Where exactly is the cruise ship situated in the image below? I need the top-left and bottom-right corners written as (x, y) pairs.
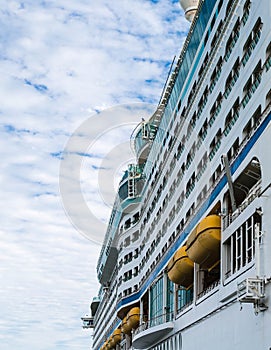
top-left (83, 0), bottom-right (271, 349)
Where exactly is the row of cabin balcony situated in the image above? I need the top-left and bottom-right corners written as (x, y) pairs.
top-left (137, 0), bottom-right (225, 193)
top-left (183, 17), bottom-right (263, 152)
top-left (154, 0), bottom-right (223, 139)
top-left (138, 149), bottom-right (263, 294)
top-left (187, 49), bottom-right (269, 169)
top-left (183, 0), bottom-right (250, 125)
top-left (183, 2), bottom-right (258, 140)
top-left (140, 0), bottom-right (252, 206)
top-left (141, 93), bottom-right (266, 259)
top-left (143, 32), bottom-right (266, 215)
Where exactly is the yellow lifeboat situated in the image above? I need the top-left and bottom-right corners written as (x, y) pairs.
top-left (127, 307), bottom-right (140, 330)
top-left (186, 215), bottom-right (221, 269)
top-left (107, 336), bottom-right (114, 349)
top-left (111, 328), bottom-right (121, 346)
top-left (167, 245), bottom-right (194, 288)
top-left (121, 316), bottom-right (131, 334)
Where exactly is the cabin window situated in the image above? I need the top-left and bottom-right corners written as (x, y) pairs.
top-left (196, 152), bottom-right (208, 181)
top-left (226, 1), bottom-right (234, 16)
top-left (242, 106), bottom-right (261, 140)
top-left (149, 277), bottom-right (164, 326)
top-left (242, 60), bottom-right (262, 107)
top-left (223, 97), bottom-right (240, 136)
top-left (209, 129), bottom-right (222, 161)
top-left (210, 57), bottom-right (223, 92)
top-left (242, 0), bottom-right (251, 25)
top-left (209, 92), bottom-right (223, 126)
top-left (266, 89), bottom-right (271, 107)
top-left (211, 20), bottom-right (223, 49)
top-left (224, 58), bottom-right (240, 98)
top-left (224, 19), bottom-right (240, 62)
top-left (186, 173), bottom-right (196, 198)
top-left (177, 286), bottom-right (193, 312)
top-left (242, 18), bottom-right (262, 66)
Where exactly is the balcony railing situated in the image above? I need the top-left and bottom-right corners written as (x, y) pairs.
top-left (241, 31), bottom-right (261, 67)
top-left (265, 56), bottom-right (271, 71)
top-left (222, 181), bottom-right (261, 230)
top-left (134, 311), bottom-right (174, 337)
top-left (223, 112), bottom-right (239, 136)
top-left (224, 71), bottom-right (239, 99)
top-left (196, 163), bottom-right (207, 181)
top-left (210, 68), bottom-right (222, 93)
top-left (197, 279), bottom-right (220, 299)
top-left (241, 9), bottom-right (250, 26)
top-left (186, 181), bottom-right (196, 199)
top-left (224, 32), bottom-right (240, 62)
top-left (209, 103), bottom-right (221, 127)
top-left (241, 74), bottom-right (262, 108)
top-left (209, 140), bottom-right (221, 161)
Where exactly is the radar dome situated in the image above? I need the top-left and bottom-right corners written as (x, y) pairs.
top-left (180, 0), bottom-right (199, 22)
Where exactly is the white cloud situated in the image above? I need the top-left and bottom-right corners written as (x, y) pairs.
top-left (0, 0), bottom-right (188, 348)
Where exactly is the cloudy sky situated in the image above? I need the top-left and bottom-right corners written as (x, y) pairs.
top-left (0, 1), bottom-right (188, 349)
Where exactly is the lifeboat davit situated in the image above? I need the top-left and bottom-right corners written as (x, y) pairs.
top-left (186, 215), bottom-right (221, 269)
top-left (121, 316), bottom-right (131, 334)
top-left (127, 307), bottom-right (140, 330)
top-left (111, 328), bottom-right (121, 346)
top-left (167, 246), bottom-right (194, 288)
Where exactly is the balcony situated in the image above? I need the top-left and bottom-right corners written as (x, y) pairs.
top-left (209, 103), bottom-right (221, 127)
top-left (132, 312), bottom-right (174, 349)
top-left (224, 71), bottom-right (239, 99)
top-left (223, 112), bottom-right (239, 136)
top-left (197, 97), bottom-right (208, 119)
top-left (241, 32), bottom-right (261, 67)
top-left (224, 32), bottom-right (239, 62)
top-left (241, 8), bottom-right (250, 26)
top-left (222, 181), bottom-right (261, 230)
top-left (241, 74), bottom-right (262, 109)
top-left (196, 163), bottom-right (207, 181)
top-left (265, 56), bottom-right (271, 71)
top-left (185, 181), bottom-right (196, 199)
top-left (209, 68), bottom-right (222, 94)
top-left (209, 140), bottom-right (221, 161)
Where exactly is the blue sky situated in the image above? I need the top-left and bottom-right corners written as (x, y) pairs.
top-left (0, 1), bottom-right (188, 348)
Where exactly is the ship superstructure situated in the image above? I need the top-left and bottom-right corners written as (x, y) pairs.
top-left (87, 0), bottom-right (271, 349)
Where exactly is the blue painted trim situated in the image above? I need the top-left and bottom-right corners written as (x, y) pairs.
top-left (116, 111), bottom-right (271, 311)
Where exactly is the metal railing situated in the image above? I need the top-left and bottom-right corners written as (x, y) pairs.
top-left (134, 311), bottom-right (174, 337)
top-left (223, 181), bottom-right (261, 230)
top-left (197, 279), bottom-right (220, 300)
